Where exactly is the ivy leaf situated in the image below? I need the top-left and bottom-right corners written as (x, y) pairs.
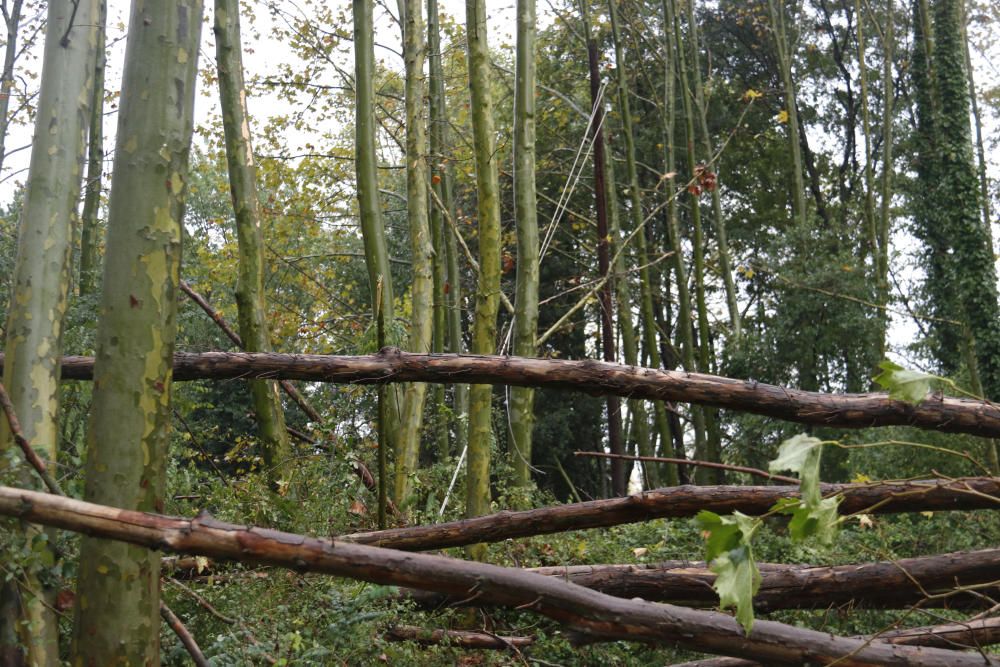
top-left (769, 434), bottom-right (824, 504)
top-left (873, 360), bottom-right (933, 404)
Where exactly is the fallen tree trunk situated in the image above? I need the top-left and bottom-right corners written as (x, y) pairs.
top-left (342, 477), bottom-right (1000, 551)
top-left (0, 485), bottom-right (992, 666)
top-left (672, 617), bottom-right (1000, 665)
top-left (407, 550), bottom-right (1000, 611)
top-left (18, 349), bottom-right (1000, 438)
top-left (386, 625), bottom-right (534, 649)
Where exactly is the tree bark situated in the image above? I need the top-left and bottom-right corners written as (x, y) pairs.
top-left (0, 2), bottom-right (99, 662)
top-left (78, 0), bottom-right (107, 296)
top-left (394, 0), bottom-right (434, 505)
top-left (30, 350), bottom-right (1000, 438)
top-left (214, 0), bottom-right (291, 483)
top-left (523, 549), bottom-right (1000, 610)
top-left (70, 2), bottom-right (202, 663)
top-left (584, 3), bottom-right (626, 497)
top-left (2, 485), bottom-right (994, 666)
top-left (464, 0), bottom-right (503, 554)
top-left (509, 0), bottom-right (540, 492)
top-left (342, 477), bottom-right (1000, 551)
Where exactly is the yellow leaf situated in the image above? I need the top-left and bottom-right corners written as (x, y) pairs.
top-left (776, 109), bottom-right (789, 124)
top-left (857, 514), bottom-right (874, 529)
top-left (921, 511), bottom-right (934, 518)
top-left (851, 472), bottom-right (872, 483)
top-left (742, 88), bottom-right (763, 101)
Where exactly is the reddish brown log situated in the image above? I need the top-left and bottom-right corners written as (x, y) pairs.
top-left (341, 477), bottom-right (1000, 551)
top-left (386, 625), bottom-right (534, 649)
top-left (21, 349), bottom-right (1000, 438)
top-left (408, 550), bottom-right (1000, 611)
top-left (159, 602), bottom-right (209, 667)
top-left (670, 618), bottom-right (1000, 665)
top-left (0, 485), bottom-right (992, 666)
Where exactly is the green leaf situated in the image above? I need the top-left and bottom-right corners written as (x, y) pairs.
top-left (769, 434), bottom-right (824, 504)
top-left (694, 511), bottom-right (761, 633)
top-left (873, 360), bottom-right (933, 404)
top-left (782, 496), bottom-right (841, 544)
top-left (710, 543), bottom-right (761, 634)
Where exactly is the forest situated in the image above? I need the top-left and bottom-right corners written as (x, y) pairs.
top-left (0, 0), bottom-right (999, 664)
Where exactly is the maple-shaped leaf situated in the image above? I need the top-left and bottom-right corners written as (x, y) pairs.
top-left (711, 543), bottom-right (761, 633)
top-left (769, 434), bottom-right (824, 504)
top-left (873, 360), bottom-right (933, 404)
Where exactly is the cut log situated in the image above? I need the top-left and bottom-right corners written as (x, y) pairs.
top-left (0, 484), bottom-right (994, 666)
top-left (341, 477), bottom-right (1000, 551)
top-left (17, 349), bottom-right (1000, 438)
top-left (406, 550), bottom-right (1000, 611)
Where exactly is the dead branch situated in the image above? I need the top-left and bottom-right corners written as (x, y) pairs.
top-left (342, 477), bottom-right (1000, 551)
top-left (0, 484), bottom-right (993, 666)
top-left (386, 625), bottom-right (534, 649)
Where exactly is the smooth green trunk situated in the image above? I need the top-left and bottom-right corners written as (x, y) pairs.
top-left (427, 0), bottom-right (467, 458)
top-left (71, 2), bottom-right (202, 663)
top-left (354, 0), bottom-right (402, 456)
top-left (465, 0), bottom-right (502, 555)
top-left (509, 0), bottom-right (540, 492)
top-left (78, 0), bottom-right (107, 297)
top-left (394, 0), bottom-right (434, 505)
top-left (215, 0), bottom-right (291, 485)
top-left (0, 2), bottom-right (99, 663)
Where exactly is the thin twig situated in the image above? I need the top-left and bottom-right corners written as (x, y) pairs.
top-left (573, 451), bottom-right (800, 484)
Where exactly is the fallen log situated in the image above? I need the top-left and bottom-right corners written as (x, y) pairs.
top-left (19, 349), bottom-right (1000, 438)
top-left (406, 550), bottom-right (1000, 611)
top-left (670, 617), bottom-right (1000, 665)
top-left (341, 477), bottom-right (1000, 551)
top-left (386, 625), bottom-right (534, 649)
top-left (0, 485), bottom-right (993, 666)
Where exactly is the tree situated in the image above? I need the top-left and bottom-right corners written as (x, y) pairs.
top-left (214, 0), bottom-right (292, 486)
top-left (0, 1), bottom-right (98, 662)
top-left (71, 1), bottom-right (202, 661)
top-left (394, 0), bottom-right (434, 505)
top-left (465, 0), bottom-right (503, 552)
top-left (509, 0), bottom-right (540, 492)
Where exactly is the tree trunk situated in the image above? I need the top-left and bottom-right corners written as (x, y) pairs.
top-left (394, 0), bottom-right (434, 505)
top-left (684, 0), bottom-right (741, 341)
top-left (0, 0), bottom-right (23, 178)
top-left (2, 486), bottom-right (995, 666)
top-left (426, 0), bottom-right (468, 460)
top-left (78, 0), bottom-right (107, 296)
top-left (767, 0), bottom-right (808, 233)
top-left (214, 0), bottom-right (291, 485)
top-left (608, 0), bottom-right (675, 487)
top-left (465, 0), bottom-right (503, 556)
top-left (509, 0), bottom-right (540, 493)
top-left (354, 0), bottom-right (401, 456)
top-left (877, 0), bottom-right (894, 357)
top-left (672, 0), bottom-right (721, 483)
top-left (0, 2), bottom-right (98, 663)
top-left (32, 350), bottom-right (1000, 438)
top-left (584, 1), bottom-right (626, 497)
top-left (70, 2), bottom-right (202, 663)
top-left (342, 476), bottom-right (1000, 551)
